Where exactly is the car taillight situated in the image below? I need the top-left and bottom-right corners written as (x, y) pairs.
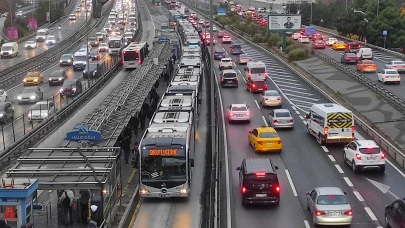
top-left (275, 186), bottom-right (280, 192)
top-left (221, 78), bottom-right (224, 82)
top-left (351, 126), bottom-right (355, 133)
top-left (252, 84), bottom-right (256, 87)
top-left (277, 140), bottom-right (282, 144)
top-left (257, 141), bottom-right (263, 145)
top-left (385, 76), bottom-right (389, 78)
top-left (356, 154), bottom-right (361, 160)
top-left (273, 120), bottom-right (278, 123)
top-left (381, 153), bottom-right (385, 159)
top-left (235, 78), bottom-right (238, 81)
top-left (346, 57), bottom-right (350, 60)
top-left (242, 187), bottom-right (246, 194)
top-left (324, 127), bottom-right (328, 135)
top-left (264, 72), bottom-right (268, 76)
top-left (290, 119), bottom-right (293, 123)
top-left (277, 97), bottom-right (281, 101)
top-left (215, 53), bottom-right (218, 55)
top-left (358, 45), bottom-right (361, 48)
top-left (248, 73), bottom-right (251, 76)
top-left (344, 210), bottom-right (353, 216)
top-left (316, 211), bottom-right (326, 216)
top-left (245, 112), bottom-right (250, 116)
top-left (229, 112), bottom-right (234, 116)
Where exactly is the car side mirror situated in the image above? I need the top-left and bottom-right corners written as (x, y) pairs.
top-left (343, 191), bottom-right (347, 195)
top-left (306, 192), bottom-right (310, 195)
top-left (274, 166), bottom-right (279, 170)
top-left (190, 159), bottom-right (194, 167)
top-left (386, 204), bottom-right (392, 209)
top-left (236, 167), bottom-right (241, 171)
top-left (248, 130), bottom-right (252, 133)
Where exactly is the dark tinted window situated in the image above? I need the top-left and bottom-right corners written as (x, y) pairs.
top-left (124, 51), bottom-right (139, 61)
top-left (317, 195), bottom-right (348, 205)
top-left (385, 70), bottom-right (398, 75)
top-left (245, 173), bottom-right (278, 185)
top-left (88, 64), bottom-right (98, 70)
top-left (22, 87), bottom-right (37, 93)
top-left (233, 45), bottom-right (241, 49)
top-left (260, 132), bottom-right (278, 138)
top-left (63, 80), bottom-right (77, 86)
top-left (223, 73), bottom-right (236, 78)
top-left (231, 106), bottom-right (247, 111)
top-left (109, 40), bottom-right (121, 48)
top-left (251, 68), bottom-right (265, 74)
top-left (253, 80), bottom-right (266, 85)
top-left (50, 71), bottom-right (64, 77)
top-left (359, 148), bottom-right (380, 154)
top-left (345, 53), bottom-right (357, 57)
top-left (275, 112), bottom-right (290, 118)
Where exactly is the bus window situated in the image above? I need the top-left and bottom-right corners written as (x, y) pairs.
top-left (124, 51), bottom-right (139, 61)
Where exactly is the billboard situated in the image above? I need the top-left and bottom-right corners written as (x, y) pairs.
top-left (268, 15), bottom-right (302, 32)
top-left (29, 18), bottom-right (38, 30)
top-left (7, 27), bottom-right (18, 40)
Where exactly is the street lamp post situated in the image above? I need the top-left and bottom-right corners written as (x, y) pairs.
top-left (310, 0), bottom-right (312, 25)
top-left (86, 10), bottom-right (90, 88)
top-left (9, 0), bottom-right (14, 41)
top-left (49, 0), bottom-right (51, 25)
top-left (376, 0), bottom-right (379, 16)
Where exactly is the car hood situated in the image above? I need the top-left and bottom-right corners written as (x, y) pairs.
top-left (49, 76), bottom-right (64, 79)
top-left (20, 92), bottom-right (37, 97)
top-left (30, 109), bottom-right (50, 115)
top-left (24, 76), bottom-right (40, 80)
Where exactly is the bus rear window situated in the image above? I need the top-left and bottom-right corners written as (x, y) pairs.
top-left (124, 51), bottom-right (139, 61)
top-left (250, 68), bottom-right (265, 74)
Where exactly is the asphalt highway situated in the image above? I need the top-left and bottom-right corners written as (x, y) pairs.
top-left (191, 11), bottom-right (405, 228)
top-left (0, 0), bottom-right (86, 71)
top-left (300, 33), bottom-right (405, 102)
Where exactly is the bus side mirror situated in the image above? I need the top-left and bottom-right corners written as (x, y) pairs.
top-left (198, 98), bottom-right (201, 104)
top-left (190, 159), bottom-right (194, 167)
top-left (236, 167), bottom-right (241, 171)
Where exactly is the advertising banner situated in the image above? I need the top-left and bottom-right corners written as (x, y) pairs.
top-left (268, 15), bottom-right (302, 31)
top-left (29, 18), bottom-right (38, 30)
top-left (7, 27), bottom-right (19, 40)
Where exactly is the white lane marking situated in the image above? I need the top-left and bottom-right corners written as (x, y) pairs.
top-left (261, 116), bottom-right (268, 126)
top-left (291, 106), bottom-right (296, 111)
top-left (321, 146), bottom-right (329, 153)
top-left (282, 88), bottom-right (315, 96)
top-left (288, 98), bottom-right (316, 105)
top-left (335, 164), bottom-right (344, 173)
top-left (285, 169), bottom-right (298, 197)
top-left (254, 100), bottom-right (260, 109)
top-left (343, 177), bottom-right (354, 187)
top-left (237, 69), bottom-right (241, 74)
top-left (284, 93), bottom-right (320, 101)
top-left (328, 155), bottom-right (336, 162)
top-left (299, 116), bottom-right (304, 120)
top-left (242, 77), bottom-right (246, 83)
top-left (353, 190), bottom-right (365, 202)
top-left (303, 120), bottom-right (307, 125)
top-left (214, 71), bottom-right (232, 227)
top-left (304, 220), bottom-right (310, 228)
top-left (295, 110), bottom-right (300, 115)
top-left (364, 207), bottom-right (378, 221)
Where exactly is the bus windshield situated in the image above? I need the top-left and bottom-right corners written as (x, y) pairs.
top-left (109, 40), bottom-right (121, 48)
top-left (124, 51), bottom-right (139, 61)
top-left (141, 148), bottom-right (187, 184)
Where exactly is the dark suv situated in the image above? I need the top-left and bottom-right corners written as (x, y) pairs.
top-left (345, 42), bottom-right (361, 53)
top-left (236, 158), bottom-right (280, 206)
top-left (214, 47), bottom-right (226, 60)
top-left (60, 79), bottom-right (82, 96)
top-left (385, 198), bottom-right (405, 228)
top-left (220, 69), bottom-right (238, 88)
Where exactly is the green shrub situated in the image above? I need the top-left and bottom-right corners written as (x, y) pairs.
top-left (286, 37), bottom-right (294, 46)
top-left (285, 43), bottom-right (305, 54)
top-left (267, 34), bottom-right (281, 47)
top-left (252, 35), bottom-right (268, 43)
top-left (217, 16), bottom-right (233, 25)
top-left (287, 48), bottom-right (309, 62)
top-left (0, 39), bottom-right (4, 47)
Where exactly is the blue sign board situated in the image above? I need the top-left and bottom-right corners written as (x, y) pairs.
top-left (217, 8), bottom-right (226, 15)
top-left (159, 37), bottom-right (170, 43)
top-left (66, 125), bottom-right (102, 142)
top-left (383, 30), bottom-right (387, 36)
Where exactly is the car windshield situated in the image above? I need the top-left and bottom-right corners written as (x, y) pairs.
top-left (50, 71), bottom-right (63, 77)
top-left (250, 68), bottom-right (265, 74)
top-left (222, 59), bottom-right (231, 62)
top-left (317, 195), bottom-right (348, 205)
top-left (240, 54), bottom-right (249, 59)
top-left (88, 63), bottom-right (98, 70)
top-left (125, 32), bottom-right (132, 36)
top-left (253, 80), bottom-right (266, 85)
top-left (359, 148), bottom-right (380, 154)
top-left (346, 54), bottom-right (356, 57)
top-left (2, 47), bottom-right (12, 51)
top-left (260, 132), bottom-right (278, 138)
top-left (70, 14), bottom-right (75, 16)
top-left (90, 51), bottom-right (97, 55)
top-left (32, 104), bottom-right (48, 110)
top-left (386, 70), bottom-right (398, 74)
top-left (393, 61), bottom-right (405, 65)
top-left (231, 106), bottom-right (247, 111)
top-left (63, 80), bottom-right (76, 86)
top-left (337, 41), bottom-right (344, 44)
top-left (74, 56), bottom-right (87, 61)
top-left (223, 72), bottom-right (236, 78)
top-left (26, 72), bottom-right (39, 77)
top-left (61, 55), bottom-right (71, 60)
top-left (233, 45), bottom-right (241, 49)
top-left (47, 36), bottom-right (55, 40)
top-left (275, 112), bottom-right (290, 118)
top-left (363, 60), bottom-right (374, 64)
top-left (100, 43), bottom-right (107, 47)
top-left (26, 41), bottom-right (35, 44)
top-left (22, 87), bottom-right (37, 93)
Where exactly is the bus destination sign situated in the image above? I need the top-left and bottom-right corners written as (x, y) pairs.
top-left (149, 149), bottom-right (178, 156)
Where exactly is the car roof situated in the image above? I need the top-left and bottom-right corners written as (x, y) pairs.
top-left (317, 187), bottom-right (344, 195)
top-left (231, 104), bottom-right (247, 108)
top-left (354, 140), bottom-right (378, 148)
top-left (221, 58), bottom-right (232, 61)
top-left (257, 126), bottom-right (276, 133)
top-left (244, 158), bottom-right (275, 174)
top-left (274, 109), bottom-right (289, 113)
top-left (222, 69), bottom-right (237, 74)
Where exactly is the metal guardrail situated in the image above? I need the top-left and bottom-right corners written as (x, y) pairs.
top-left (314, 26), bottom-right (405, 59)
top-left (184, 1), bottom-right (405, 170)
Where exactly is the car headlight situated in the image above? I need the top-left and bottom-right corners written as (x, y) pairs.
top-left (28, 113), bottom-right (31, 117)
top-left (17, 96), bottom-right (22, 100)
top-left (59, 77), bottom-right (63, 80)
top-left (34, 78), bottom-right (38, 82)
top-left (0, 113), bottom-right (3, 117)
top-left (23, 79), bottom-right (26, 82)
top-left (60, 60), bottom-right (63, 63)
top-left (60, 89), bottom-right (64, 93)
top-left (30, 96), bottom-right (36, 100)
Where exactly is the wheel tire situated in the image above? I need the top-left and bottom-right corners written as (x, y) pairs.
top-left (306, 124), bottom-right (311, 134)
top-left (385, 215), bottom-right (391, 228)
top-left (316, 134), bottom-right (323, 145)
top-left (343, 152), bottom-right (347, 162)
top-left (380, 165), bottom-right (386, 173)
top-left (352, 160), bottom-right (359, 173)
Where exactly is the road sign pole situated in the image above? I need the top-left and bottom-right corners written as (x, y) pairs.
top-left (384, 35), bottom-right (386, 49)
top-left (282, 32), bottom-right (287, 52)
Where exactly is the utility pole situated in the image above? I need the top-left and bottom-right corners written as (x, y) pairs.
top-left (49, 0), bottom-right (51, 25)
top-left (86, 10), bottom-right (90, 88)
top-left (310, 0), bottom-right (312, 25)
top-left (345, 0), bottom-right (348, 13)
top-left (9, 0), bottom-right (14, 41)
top-left (376, 0), bottom-right (379, 16)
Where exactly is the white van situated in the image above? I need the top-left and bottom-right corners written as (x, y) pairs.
top-left (72, 51), bottom-right (88, 71)
top-left (305, 103), bottom-right (354, 145)
top-left (357, 47), bottom-right (373, 60)
top-left (36, 29), bottom-right (49, 42)
top-left (244, 61), bottom-right (267, 81)
top-left (1, 42), bottom-right (19, 58)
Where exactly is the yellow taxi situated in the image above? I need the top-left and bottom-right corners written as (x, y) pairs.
top-left (23, 71), bottom-right (44, 86)
top-left (332, 41), bottom-right (346, 50)
top-left (248, 126), bottom-right (282, 153)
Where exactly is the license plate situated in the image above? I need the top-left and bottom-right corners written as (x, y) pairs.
top-left (256, 194), bottom-right (266, 197)
top-left (267, 142), bottom-right (274, 144)
top-left (329, 212), bottom-right (340, 216)
top-left (366, 157), bottom-right (376, 160)
top-left (160, 194), bottom-right (170, 198)
top-left (278, 121), bottom-right (287, 124)
top-left (237, 114), bottom-right (243, 117)
top-left (258, 88), bottom-right (263, 90)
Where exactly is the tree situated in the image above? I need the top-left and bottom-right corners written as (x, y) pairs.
top-left (300, 1), bottom-right (345, 28)
top-left (34, 0), bottom-right (64, 26)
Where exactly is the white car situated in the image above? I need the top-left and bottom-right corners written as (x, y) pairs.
top-left (326, 38), bottom-right (338, 46)
top-left (28, 101), bottom-right (56, 122)
top-left (268, 109), bottom-right (293, 129)
top-left (219, 58), bottom-right (233, 70)
top-left (227, 104), bottom-right (251, 123)
top-left (0, 89), bottom-right (7, 102)
top-left (24, 41), bottom-right (37, 49)
top-left (16, 11), bottom-right (23, 16)
top-left (260, 90), bottom-right (282, 107)
top-left (343, 140), bottom-right (385, 173)
top-left (212, 25), bottom-right (217, 32)
top-left (198, 19), bottom-right (205, 24)
top-left (98, 43), bottom-right (109, 52)
top-left (298, 35), bottom-right (309, 43)
top-left (190, 12), bottom-right (197, 18)
top-left (222, 35), bottom-right (232, 44)
top-left (76, 7), bottom-right (81, 12)
top-left (385, 60), bottom-right (405, 72)
top-left (377, 69), bottom-right (400, 84)
top-left (69, 14), bottom-right (76, 20)
top-left (45, 36), bottom-right (56, 45)
top-left (292, 33), bottom-right (301, 40)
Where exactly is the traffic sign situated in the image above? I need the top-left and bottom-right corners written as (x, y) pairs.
top-left (158, 37), bottom-right (170, 43)
top-left (383, 30), bottom-right (387, 36)
top-left (66, 125), bottom-right (101, 142)
top-left (217, 8), bottom-right (226, 15)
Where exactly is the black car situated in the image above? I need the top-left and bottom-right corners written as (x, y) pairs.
top-left (89, 50), bottom-right (100, 61)
top-left (236, 158), bottom-right (280, 206)
top-left (60, 79), bottom-right (82, 96)
top-left (83, 63), bottom-right (101, 79)
top-left (341, 53), bottom-right (359, 64)
top-left (345, 42), bottom-right (361, 53)
top-left (220, 69), bottom-right (238, 88)
top-left (48, 70), bottom-right (68, 86)
top-left (0, 102), bottom-right (14, 123)
top-left (385, 198), bottom-right (405, 228)
top-left (88, 37), bottom-right (99, 47)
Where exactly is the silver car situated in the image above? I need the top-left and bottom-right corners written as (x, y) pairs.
top-left (17, 86), bottom-right (43, 104)
top-left (237, 54), bottom-right (251, 65)
top-left (259, 90), bottom-right (282, 108)
top-left (306, 187), bottom-right (353, 226)
top-left (268, 109), bottom-right (294, 129)
top-left (227, 104), bottom-right (251, 123)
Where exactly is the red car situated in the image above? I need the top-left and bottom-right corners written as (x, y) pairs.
top-left (312, 34), bottom-right (324, 40)
top-left (246, 80), bottom-right (268, 93)
top-left (312, 40), bottom-right (326, 49)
